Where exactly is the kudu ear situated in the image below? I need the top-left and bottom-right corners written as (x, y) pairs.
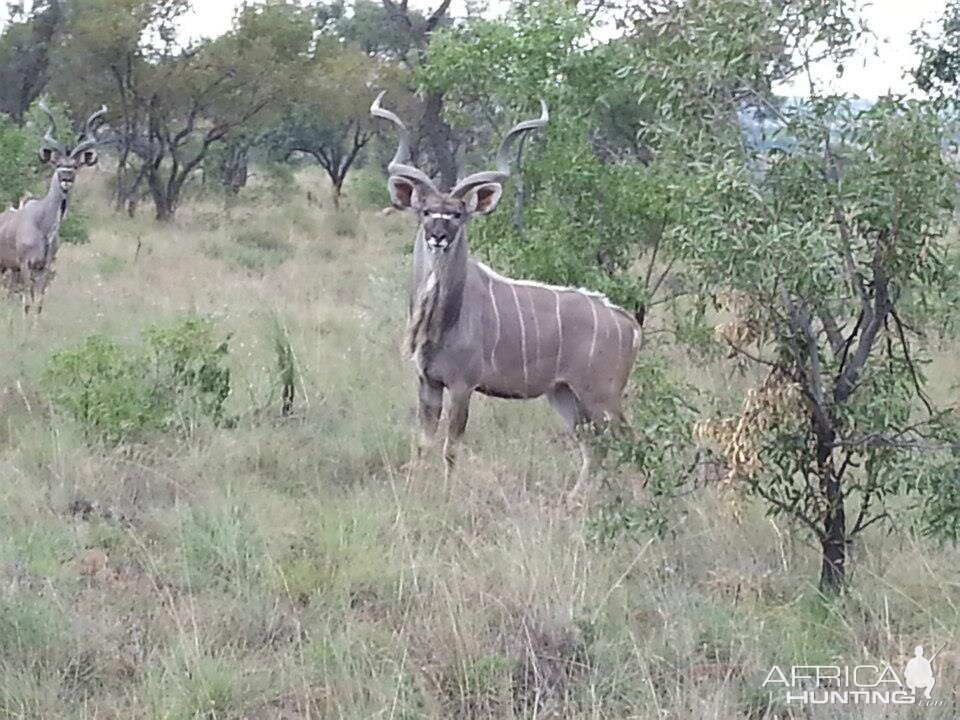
top-left (465, 183), bottom-right (503, 217)
top-left (38, 148), bottom-right (55, 164)
top-left (80, 149), bottom-right (98, 167)
top-left (388, 176), bottom-right (423, 211)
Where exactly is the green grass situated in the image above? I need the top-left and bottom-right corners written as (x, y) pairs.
top-left (0, 171), bottom-right (956, 718)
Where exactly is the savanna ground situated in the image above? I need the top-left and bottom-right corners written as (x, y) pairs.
top-left (0, 166), bottom-right (958, 720)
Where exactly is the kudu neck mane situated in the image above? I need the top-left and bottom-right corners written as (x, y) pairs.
top-left (45, 172), bottom-right (69, 210)
top-left (407, 223), bottom-right (469, 360)
top-left (42, 173), bottom-right (70, 224)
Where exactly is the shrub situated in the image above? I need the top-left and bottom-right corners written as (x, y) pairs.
top-left (45, 336), bottom-right (154, 444)
top-left (46, 316), bottom-right (231, 444)
top-left (60, 200), bottom-right (91, 244)
top-left (261, 161), bottom-right (297, 201)
top-left (0, 114), bottom-right (36, 207)
top-left (143, 316), bottom-right (232, 429)
top-left (349, 167), bottom-right (389, 210)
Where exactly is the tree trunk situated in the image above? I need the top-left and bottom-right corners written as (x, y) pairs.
top-left (153, 197), bottom-right (174, 222)
top-left (221, 144), bottom-right (249, 194)
top-left (149, 174), bottom-right (175, 221)
top-left (281, 381), bottom-right (294, 417)
top-left (815, 422), bottom-right (846, 593)
top-left (332, 179), bottom-right (343, 210)
top-left (114, 158), bottom-right (128, 213)
top-left (421, 91), bottom-right (458, 191)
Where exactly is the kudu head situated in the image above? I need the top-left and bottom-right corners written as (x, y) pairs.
top-left (370, 92), bottom-right (548, 254)
top-left (37, 102), bottom-right (108, 194)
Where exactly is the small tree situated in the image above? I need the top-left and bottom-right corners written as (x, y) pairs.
top-left (265, 39), bottom-right (404, 208)
top-left (685, 97), bottom-right (960, 592)
top-left (0, 114), bottom-right (36, 207)
top-left (0, 0), bottom-right (62, 126)
top-left (53, 0), bottom-right (312, 220)
top-left (419, 1), bottom-right (656, 309)
top-left (315, 0), bottom-right (458, 187)
top-left (627, 1), bottom-right (960, 592)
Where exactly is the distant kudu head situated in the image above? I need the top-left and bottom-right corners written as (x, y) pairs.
top-left (37, 102), bottom-right (107, 194)
top-left (370, 91), bottom-right (548, 254)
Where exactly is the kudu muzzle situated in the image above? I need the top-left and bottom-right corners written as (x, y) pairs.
top-left (423, 213), bottom-right (463, 253)
top-left (56, 168), bottom-right (77, 193)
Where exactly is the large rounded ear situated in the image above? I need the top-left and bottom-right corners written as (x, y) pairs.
top-left (81, 149), bottom-right (98, 167)
top-left (465, 183), bottom-right (503, 217)
top-left (38, 147), bottom-right (54, 164)
top-left (388, 176), bottom-right (422, 211)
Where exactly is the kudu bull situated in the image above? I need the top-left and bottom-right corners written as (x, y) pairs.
top-left (371, 93), bottom-right (641, 496)
top-left (0, 103), bottom-right (107, 315)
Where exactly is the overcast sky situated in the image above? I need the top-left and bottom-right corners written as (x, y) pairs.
top-left (0, 0), bottom-right (948, 98)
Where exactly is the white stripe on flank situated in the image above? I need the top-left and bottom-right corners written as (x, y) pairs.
top-left (609, 305), bottom-right (623, 357)
top-left (587, 296), bottom-right (599, 369)
top-left (510, 283), bottom-right (529, 388)
top-left (487, 274), bottom-right (501, 372)
top-left (527, 285), bottom-right (541, 373)
top-left (554, 290), bottom-right (563, 378)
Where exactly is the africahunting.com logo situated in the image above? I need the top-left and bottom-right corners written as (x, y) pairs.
top-left (762, 643), bottom-right (946, 706)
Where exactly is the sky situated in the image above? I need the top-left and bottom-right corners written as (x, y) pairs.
top-left (776, 0), bottom-right (947, 97)
top-left (0, 0), bottom-right (949, 98)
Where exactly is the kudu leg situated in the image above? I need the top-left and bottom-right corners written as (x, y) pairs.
top-left (549, 385), bottom-right (627, 504)
top-left (21, 270), bottom-right (33, 317)
top-left (443, 388), bottom-right (472, 482)
top-left (548, 385), bottom-right (593, 501)
top-left (416, 376), bottom-right (444, 460)
top-left (572, 397), bottom-right (630, 500)
top-left (34, 269), bottom-right (52, 316)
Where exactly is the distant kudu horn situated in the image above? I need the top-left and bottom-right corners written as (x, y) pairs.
top-left (450, 100), bottom-right (549, 199)
top-left (38, 101), bottom-right (66, 155)
top-left (70, 105), bottom-right (108, 157)
top-left (370, 91), bottom-right (440, 195)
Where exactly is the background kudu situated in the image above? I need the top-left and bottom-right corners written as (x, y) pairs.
top-left (0, 103), bottom-right (106, 315)
top-left (371, 92), bottom-right (641, 496)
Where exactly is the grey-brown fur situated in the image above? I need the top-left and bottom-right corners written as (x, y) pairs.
top-left (372, 93), bottom-right (640, 494)
top-left (0, 103), bottom-right (105, 315)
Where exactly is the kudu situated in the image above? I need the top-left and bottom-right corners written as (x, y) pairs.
top-left (371, 92), bottom-right (641, 496)
top-left (0, 103), bottom-right (107, 315)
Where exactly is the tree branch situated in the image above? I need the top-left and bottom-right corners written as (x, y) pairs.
top-left (834, 234), bottom-right (894, 405)
top-left (425, 0), bottom-right (453, 32)
top-left (779, 285), bottom-right (830, 431)
top-left (752, 481), bottom-right (826, 541)
top-left (890, 309), bottom-right (935, 416)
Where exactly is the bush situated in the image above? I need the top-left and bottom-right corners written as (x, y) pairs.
top-left (349, 167), bottom-right (389, 210)
top-left (60, 200), bottom-right (91, 244)
top-left (143, 316), bottom-right (232, 428)
top-left (0, 114), bottom-right (36, 207)
top-left (261, 161), bottom-right (297, 201)
top-left (46, 316), bottom-right (231, 444)
top-left (214, 225), bottom-right (295, 273)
